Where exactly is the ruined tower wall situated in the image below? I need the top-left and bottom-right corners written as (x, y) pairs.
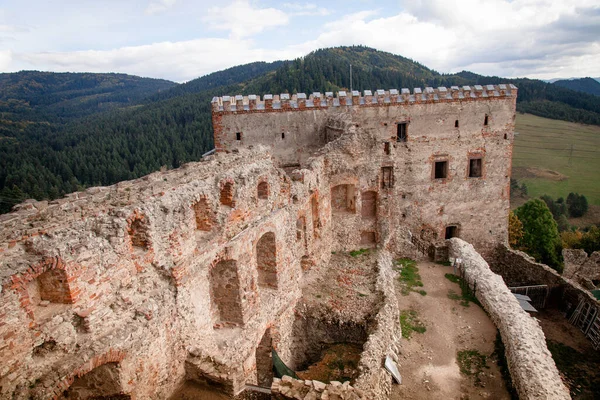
top-left (213, 86), bottom-right (517, 254)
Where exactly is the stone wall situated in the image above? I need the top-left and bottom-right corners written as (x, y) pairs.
top-left (213, 85), bottom-right (518, 257)
top-left (563, 249), bottom-right (600, 285)
top-left (490, 245), bottom-right (598, 311)
top-left (448, 239), bottom-right (570, 400)
top-left (271, 376), bottom-right (365, 400)
top-left (269, 251), bottom-right (400, 400)
top-left (1, 83), bottom-right (518, 399)
top-left (0, 148), bottom-right (315, 398)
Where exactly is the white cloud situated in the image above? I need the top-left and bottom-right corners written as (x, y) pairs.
top-left (204, 0), bottom-right (289, 38)
top-left (12, 38), bottom-right (299, 82)
top-left (1, 0), bottom-right (598, 82)
top-left (145, 0), bottom-right (177, 15)
top-left (287, 0), bottom-right (600, 79)
top-left (283, 3), bottom-right (331, 16)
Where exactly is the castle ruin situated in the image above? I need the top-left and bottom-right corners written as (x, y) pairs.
top-left (0, 84), bottom-right (572, 399)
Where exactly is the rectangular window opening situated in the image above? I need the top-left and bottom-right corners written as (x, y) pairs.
top-left (484, 115), bottom-right (489, 126)
top-left (236, 132), bottom-right (241, 141)
top-left (434, 161), bottom-right (448, 179)
top-left (455, 120), bottom-right (459, 128)
top-left (469, 158), bottom-right (482, 178)
top-left (281, 132), bottom-right (285, 139)
top-left (445, 225), bottom-right (458, 239)
top-left (397, 122), bottom-right (407, 142)
top-left (384, 142), bottom-right (391, 155)
top-left (381, 166), bottom-right (394, 189)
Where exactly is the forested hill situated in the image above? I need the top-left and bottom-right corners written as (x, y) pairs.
top-left (2, 46), bottom-right (600, 213)
top-left (553, 77), bottom-right (600, 97)
top-left (0, 71), bottom-right (176, 124)
top-left (144, 61), bottom-right (285, 102)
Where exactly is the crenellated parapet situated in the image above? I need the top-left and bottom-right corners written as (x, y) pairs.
top-left (211, 84), bottom-right (518, 113)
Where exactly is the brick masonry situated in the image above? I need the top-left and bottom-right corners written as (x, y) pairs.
top-left (0, 84), bottom-right (527, 399)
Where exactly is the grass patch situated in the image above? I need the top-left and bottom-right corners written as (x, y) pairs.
top-left (445, 273), bottom-right (479, 307)
top-left (400, 310), bottom-right (426, 339)
top-left (396, 258), bottom-right (426, 296)
top-left (444, 273), bottom-right (460, 284)
top-left (436, 260), bottom-right (452, 266)
top-left (457, 349), bottom-right (488, 387)
top-left (547, 339), bottom-right (600, 398)
top-left (348, 248), bottom-right (369, 257)
top-left (513, 113), bottom-right (600, 205)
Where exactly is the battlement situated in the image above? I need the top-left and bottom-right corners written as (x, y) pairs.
top-left (211, 84), bottom-right (518, 113)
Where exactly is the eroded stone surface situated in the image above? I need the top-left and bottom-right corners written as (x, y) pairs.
top-left (0, 85), bottom-right (544, 399)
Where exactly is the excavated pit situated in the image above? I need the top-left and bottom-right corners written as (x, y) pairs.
top-left (286, 250), bottom-right (381, 383)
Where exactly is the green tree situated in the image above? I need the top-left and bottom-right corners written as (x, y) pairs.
top-left (566, 193), bottom-right (588, 218)
top-left (578, 226), bottom-right (600, 255)
top-left (515, 199), bottom-right (563, 272)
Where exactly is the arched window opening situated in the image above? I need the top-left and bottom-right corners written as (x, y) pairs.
top-left (256, 328), bottom-right (273, 387)
top-left (128, 215), bottom-right (150, 252)
top-left (445, 225), bottom-right (459, 239)
top-left (210, 260), bottom-right (243, 326)
top-left (257, 181), bottom-right (269, 200)
top-left (360, 231), bottom-right (377, 246)
top-left (311, 196), bottom-right (320, 238)
top-left (361, 191), bottom-right (377, 219)
top-left (192, 197), bottom-right (216, 231)
top-left (62, 363), bottom-right (128, 399)
top-left (220, 181), bottom-right (235, 207)
top-left (256, 232), bottom-right (277, 289)
top-left (28, 268), bottom-right (73, 305)
top-left (331, 184), bottom-right (356, 213)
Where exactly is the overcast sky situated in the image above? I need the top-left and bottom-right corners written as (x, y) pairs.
top-left (0, 0), bottom-right (599, 83)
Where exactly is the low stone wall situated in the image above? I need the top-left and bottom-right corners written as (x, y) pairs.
top-left (490, 246), bottom-right (565, 287)
top-left (352, 251), bottom-right (400, 399)
top-left (563, 249), bottom-right (600, 284)
top-left (272, 376), bottom-right (365, 399)
top-left (490, 245), bottom-right (598, 312)
top-left (448, 239), bottom-right (570, 400)
top-left (271, 251), bottom-right (400, 400)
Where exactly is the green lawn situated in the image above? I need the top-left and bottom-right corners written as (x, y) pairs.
top-left (513, 114), bottom-right (600, 205)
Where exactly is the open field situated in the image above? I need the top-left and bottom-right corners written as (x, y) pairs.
top-left (512, 113), bottom-right (600, 205)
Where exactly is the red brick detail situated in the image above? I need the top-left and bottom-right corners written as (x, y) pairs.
top-left (219, 180), bottom-right (235, 207)
top-left (50, 349), bottom-right (127, 400)
top-left (192, 196), bottom-right (216, 231)
top-left (5, 256), bottom-right (81, 320)
top-left (126, 210), bottom-right (151, 251)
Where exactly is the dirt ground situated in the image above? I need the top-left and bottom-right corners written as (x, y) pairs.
top-left (536, 309), bottom-right (600, 399)
top-left (512, 166), bottom-right (569, 181)
top-left (390, 262), bottom-right (511, 400)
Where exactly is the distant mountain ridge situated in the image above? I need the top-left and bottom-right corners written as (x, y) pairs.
top-left (552, 77), bottom-right (600, 96)
top-left (2, 46), bottom-right (600, 214)
top-left (0, 71), bottom-right (176, 123)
